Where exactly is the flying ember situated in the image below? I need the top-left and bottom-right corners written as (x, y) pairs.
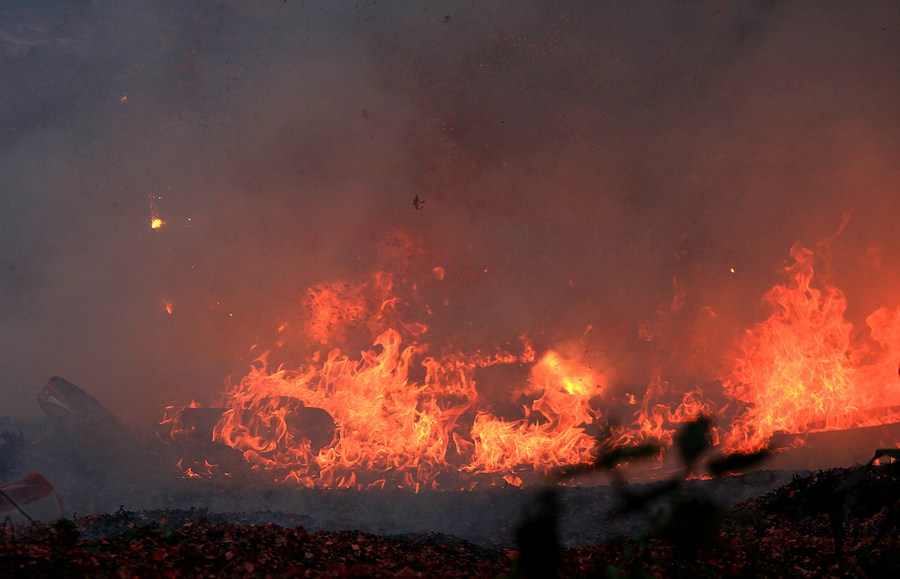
top-left (149, 195), bottom-right (164, 229)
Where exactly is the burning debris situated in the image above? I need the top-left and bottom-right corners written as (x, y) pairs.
top-left (172, 399), bottom-right (337, 454)
top-left (14, 239), bottom-right (900, 499)
top-left (148, 195), bottom-right (164, 229)
top-left (6, 352), bottom-right (899, 574)
top-left (722, 244), bottom-right (900, 451)
top-left (147, 240), bottom-right (900, 491)
top-left (162, 328), bottom-right (604, 489)
top-left (3, 7), bottom-right (900, 576)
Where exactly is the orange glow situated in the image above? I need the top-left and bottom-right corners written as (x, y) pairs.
top-left (164, 301), bottom-right (173, 314)
top-left (202, 329), bottom-right (597, 488)
top-left (165, 238), bottom-right (900, 488)
top-left (722, 243), bottom-right (900, 451)
top-left (531, 351), bottom-right (603, 398)
top-left (149, 195), bottom-right (164, 229)
top-left (302, 274), bottom-right (395, 345)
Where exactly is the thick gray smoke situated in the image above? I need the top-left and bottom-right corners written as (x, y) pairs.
top-left (1, 0), bottom-right (898, 425)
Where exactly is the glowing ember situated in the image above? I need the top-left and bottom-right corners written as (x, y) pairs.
top-left (149, 195), bottom-right (165, 229)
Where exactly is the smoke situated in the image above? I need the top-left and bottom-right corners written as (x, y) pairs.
top-left (1, 0), bottom-right (898, 425)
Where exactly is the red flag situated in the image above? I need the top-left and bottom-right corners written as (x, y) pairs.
top-left (0, 472), bottom-right (63, 513)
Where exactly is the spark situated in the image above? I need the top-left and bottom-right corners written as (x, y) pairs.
top-left (149, 195), bottom-right (165, 229)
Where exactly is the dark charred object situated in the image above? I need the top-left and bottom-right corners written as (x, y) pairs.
top-left (175, 407), bottom-right (229, 441)
top-left (37, 376), bottom-right (130, 443)
top-left (174, 397), bottom-right (336, 454)
top-left (237, 396), bottom-right (337, 455)
top-left (275, 397), bottom-right (337, 454)
top-left (34, 377), bottom-right (163, 478)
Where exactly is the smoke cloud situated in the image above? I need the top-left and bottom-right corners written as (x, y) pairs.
top-left (1, 0), bottom-right (898, 425)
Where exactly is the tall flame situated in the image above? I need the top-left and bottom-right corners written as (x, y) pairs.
top-left (208, 329), bottom-right (601, 488)
top-left (167, 237), bottom-right (900, 488)
top-left (723, 243), bottom-right (900, 450)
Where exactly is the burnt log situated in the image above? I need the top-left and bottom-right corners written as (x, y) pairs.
top-left (268, 396), bottom-right (337, 454)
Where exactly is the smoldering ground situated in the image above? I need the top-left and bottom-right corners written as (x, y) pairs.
top-left (1, 0), bottom-right (899, 430)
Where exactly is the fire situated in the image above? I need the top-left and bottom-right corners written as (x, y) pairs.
top-left (532, 351), bottom-right (602, 398)
top-left (206, 328), bottom-right (601, 488)
top-left (302, 275), bottom-right (394, 346)
top-left (465, 351), bottom-right (604, 475)
top-left (165, 233), bottom-right (900, 488)
top-left (616, 374), bottom-right (718, 452)
top-left (149, 195), bottom-right (164, 229)
top-left (723, 243), bottom-right (900, 450)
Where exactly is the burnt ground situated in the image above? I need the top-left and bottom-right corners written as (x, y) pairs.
top-left (3, 418), bottom-right (900, 576)
top-left (4, 469), bottom-right (798, 548)
top-left (0, 418), bottom-right (804, 549)
top-left (2, 463), bottom-right (899, 578)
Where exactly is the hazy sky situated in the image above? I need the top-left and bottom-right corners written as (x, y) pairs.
top-left (1, 0), bottom-right (898, 425)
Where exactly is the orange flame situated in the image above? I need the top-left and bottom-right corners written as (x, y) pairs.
top-left (165, 236), bottom-right (900, 487)
top-left (203, 329), bottom-right (601, 488)
top-left (723, 244), bottom-right (900, 450)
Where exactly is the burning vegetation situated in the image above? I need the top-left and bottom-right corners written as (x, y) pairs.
top-left (154, 234), bottom-right (900, 491)
top-left (4, 1), bottom-right (900, 576)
